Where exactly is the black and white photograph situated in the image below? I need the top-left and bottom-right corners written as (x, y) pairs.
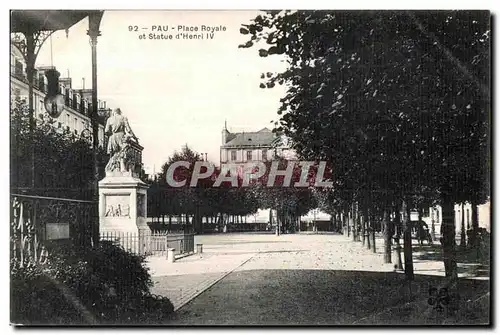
top-left (9, 7), bottom-right (491, 326)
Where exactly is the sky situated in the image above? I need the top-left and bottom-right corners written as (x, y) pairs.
top-left (36, 10), bottom-right (288, 175)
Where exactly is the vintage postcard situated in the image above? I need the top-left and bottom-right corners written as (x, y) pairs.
top-left (9, 9), bottom-right (491, 326)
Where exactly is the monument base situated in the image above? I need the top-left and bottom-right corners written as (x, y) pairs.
top-left (99, 174), bottom-right (150, 253)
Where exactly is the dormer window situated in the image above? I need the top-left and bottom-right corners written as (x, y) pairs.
top-left (76, 94), bottom-right (81, 111)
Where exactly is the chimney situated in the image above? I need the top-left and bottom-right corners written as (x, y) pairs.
top-left (77, 89), bottom-right (93, 101)
top-left (222, 121), bottom-right (229, 144)
top-left (60, 77), bottom-right (72, 89)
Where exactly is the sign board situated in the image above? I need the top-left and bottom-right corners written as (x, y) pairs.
top-left (45, 222), bottom-right (70, 240)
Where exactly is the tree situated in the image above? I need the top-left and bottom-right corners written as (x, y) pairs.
top-left (11, 96), bottom-right (107, 200)
top-left (239, 10), bottom-right (490, 279)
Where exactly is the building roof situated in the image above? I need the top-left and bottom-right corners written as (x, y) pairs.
top-left (10, 10), bottom-right (96, 33)
top-left (223, 127), bottom-right (276, 148)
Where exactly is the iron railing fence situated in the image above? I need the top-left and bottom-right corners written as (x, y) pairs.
top-left (10, 194), bottom-right (98, 268)
top-left (100, 231), bottom-right (195, 257)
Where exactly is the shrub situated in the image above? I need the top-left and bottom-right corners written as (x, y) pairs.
top-left (11, 241), bottom-right (174, 325)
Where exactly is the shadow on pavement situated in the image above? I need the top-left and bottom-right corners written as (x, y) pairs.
top-left (166, 269), bottom-right (490, 326)
top-left (200, 240), bottom-right (292, 246)
top-left (197, 250), bottom-right (309, 257)
top-left (412, 244), bottom-right (490, 279)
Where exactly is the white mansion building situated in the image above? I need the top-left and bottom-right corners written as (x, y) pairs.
top-left (220, 122), bottom-right (295, 165)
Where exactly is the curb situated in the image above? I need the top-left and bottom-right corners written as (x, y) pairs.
top-left (173, 252), bottom-right (258, 312)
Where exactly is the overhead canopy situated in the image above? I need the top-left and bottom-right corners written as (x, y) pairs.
top-left (10, 10), bottom-right (98, 33)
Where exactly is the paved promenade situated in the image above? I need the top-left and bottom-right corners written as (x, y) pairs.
top-left (148, 233), bottom-right (278, 310)
top-left (147, 232), bottom-right (489, 325)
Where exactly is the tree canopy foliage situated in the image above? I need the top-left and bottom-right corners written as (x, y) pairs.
top-left (10, 96), bottom-right (107, 200)
top-left (239, 10), bottom-right (490, 278)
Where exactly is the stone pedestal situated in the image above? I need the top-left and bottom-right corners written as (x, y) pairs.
top-left (99, 172), bottom-right (150, 253)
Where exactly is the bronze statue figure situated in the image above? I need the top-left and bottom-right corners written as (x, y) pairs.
top-left (104, 108), bottom-right (139, 173)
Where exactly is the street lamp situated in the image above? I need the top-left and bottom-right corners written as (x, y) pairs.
top-left (43, 68), bottom-right (65, 118)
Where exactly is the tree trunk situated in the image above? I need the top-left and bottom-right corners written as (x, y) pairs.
top-left (354, 203), bottom-right (360, 241)
top-left (346, 211), bottom-right (351, 237)
top-left (168, 215), bottom-right (172, 232)
top-left (366, 216), bottom-right (371, 250)
top-left (441, 194), bottom-right (458, 280)
top-left (402, 200), bottom-right (414, 281)
top-left (460, 203), bottom-right (466, 250)
top-left (383, 210), bottom-right (392, 263)
top-left (393, 206), bottom-right (403, 271)
top-left (418, 207), bottom-right (423, 246)
top-left (470, 200), bottom-right (479, 248)
top-left (351, 204), bottom-right (357, 241)
top-left (371, 213), bottom-right (376, 253)
top-left (363, 206), bottom-right (370, 250)
top-left (361, 210), bottom-right (366, 246)
top-left (276, 210), bottom-right (280, 236)
top-left (431, 207), bottom-right (436, 242)
top-left (351, 208), bottom-right (356, 241)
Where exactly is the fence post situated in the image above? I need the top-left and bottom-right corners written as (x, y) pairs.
top-left (167, 248), bottom-right (176, 263)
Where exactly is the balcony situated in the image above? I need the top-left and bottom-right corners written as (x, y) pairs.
top-left (11, 64), bottom-right (26, 82)
top-left (11, 70), bottom-right (48, 94)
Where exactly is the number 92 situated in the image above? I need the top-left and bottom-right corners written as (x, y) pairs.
top-left (128, 25), bottom-right (138, 32)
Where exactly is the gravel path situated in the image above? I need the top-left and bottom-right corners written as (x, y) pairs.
top-left (159, 233), bottom-right (489, 325)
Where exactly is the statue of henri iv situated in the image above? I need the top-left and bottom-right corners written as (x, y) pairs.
top-left (104, 108), bottom-right (139, 173)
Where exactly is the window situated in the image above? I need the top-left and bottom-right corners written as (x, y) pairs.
top-left (14, 60), bottom-right (23, 77)
top-left (246, 150), bottom-right (252, 161)
top-left (65, 89), bottom-right (70, 106)
top-left (231, 150), bottom-right (237, 161)
top-left (38, 74), bottom-right (45, 92)
top-left (57, 122), bottom-right (62, 128)
top-left (33, 70), bottom-right (39, 86)
top-left (261, 149), bottom-right (268, 161)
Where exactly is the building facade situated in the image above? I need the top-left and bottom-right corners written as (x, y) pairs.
top-left (10, 44), bottom-right (106, 147)
top-left (220, 123), bottom-right (295, 166)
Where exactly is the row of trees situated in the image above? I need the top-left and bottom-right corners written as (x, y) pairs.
top-left (239, 10), bottom-right (490, 280)
top-left (147, 145), bottom-right (322, 233)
